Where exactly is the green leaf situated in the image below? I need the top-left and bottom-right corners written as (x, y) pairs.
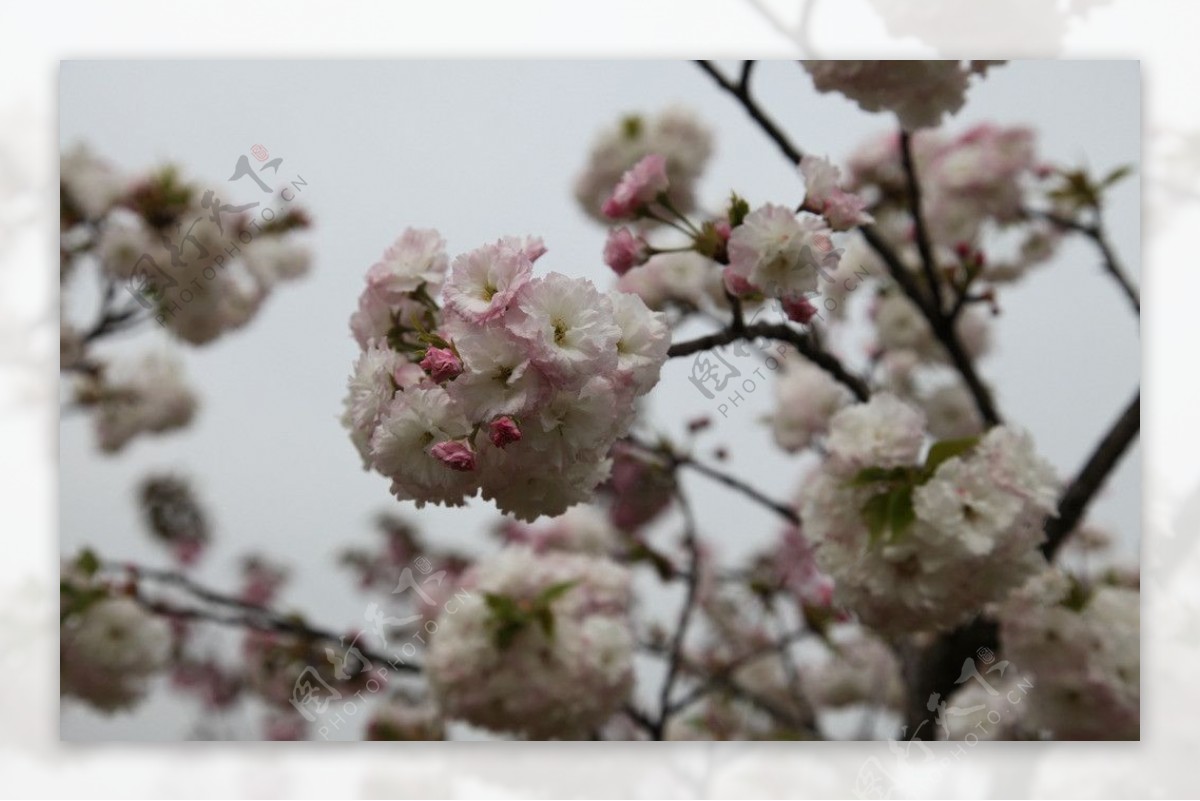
top-left (923, 436), bottom-right (980, 478)
top-left (851, 466), bottom-right (911, 486)
top-left (887, 486), bottom-right (916, 540)
top-left (75, 548), bottom-right (100, 577)
top-left (534, 606), bottom-right (555, 639)
top-left (1099, 164), bottom-right (1134, 189)
top-left (483, 592), bottom-right (522, 623)
top-left (861, 493), bottom-right (891, 546)
top-left (536, 580), bottom-right (577, 606)
top-left (727, 193), bottom-right (751, 228)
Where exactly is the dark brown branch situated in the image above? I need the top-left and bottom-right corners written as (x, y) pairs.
top-left (668, 320), bottom-right (870, 402)
top-left (1042, 389), bottom-right (1141, 558)
top-left (899, 130), bottom-right (942, 313)
top-left (695, 61), bottom-right (804, 166)
top-left (677, 455), bottom-right (800, 527)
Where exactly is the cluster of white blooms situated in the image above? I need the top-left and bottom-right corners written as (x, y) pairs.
top-left (998, 570), bottom-right (1140, 739)
top-left (770, 352), bottom-right (854, 453)
top-left (939, 672), bottom-right (1031, 741)
top-left (426, 547), bottom-right (634, 739)
top-left (727, 204), bottom-right (840, 304)
top-left (81, 350), bottom-right (198, 453)
top-left (801, 60), bottom-right (1004, 131)
top-left (799, 393), bottom-right (1059, 633)
top-left (342, 229), bottom-right (670, 521)
top-left (61, 145), bottom-right (312, 346)
top-left (60, 596), bottom-right (173, 713)
top-left (574, 107), bottom-right (713, 222)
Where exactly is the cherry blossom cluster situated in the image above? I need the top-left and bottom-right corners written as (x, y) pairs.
top-left (61, 144), bottom-right (313, 453)
top-left (798, 393), bottom-right (1059, 633)
top-left (60, 560), bottom-right (173, 713)
top-left (801, 60), bottom-right (1006, 131)
top-left (574, 106), bottom-right (713, 222)
top-left (61, 144), bottom-right (312, 346)
top-left (425, 546), bottom-right (634, 739)
top-left (997, 569), bottom-right (1140, 739)
top-left (342, 228), bottom-right (671, 521)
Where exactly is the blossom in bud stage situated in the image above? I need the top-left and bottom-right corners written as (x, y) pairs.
top-left (426, 547), bottom-right (634, 739)
top-left (601, 153), bottom-right (670, 219)
top-left (722, 266), bottom-right (758, 298)
top-left (430, 440), bottom-right (477, 472)
top-left (800, 155), bottom-right (874, 230)
top-left (801, 60), bottom-right (1004, 131)
top-left (727, 204), bottom-right (838, 299)
top-left (365, 227), bottom-right (449, 301)
top-left (602, 226), bottom-right (647, 275)
top-left (781, 293), bottom-right (818, 324)
top-left (574, 107), bottom-right (713, 222)
top-left (488, 416), bottom-right (522, 448)
top-left (419, 346), bottom-right (463, 384)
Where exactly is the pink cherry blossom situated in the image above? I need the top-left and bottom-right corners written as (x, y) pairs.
top-left (601, 154), bottom-right (669, 219)
top-left (782, 293), bottom-right (818, 324)
top-left (420, 346), bottom-right (464, 384)
top-left (603, 227), bottom-right (647, 276)
top-left (488, 416), bottom-right (522, 448)
top-left (430, 440), bottom-right (477, 472)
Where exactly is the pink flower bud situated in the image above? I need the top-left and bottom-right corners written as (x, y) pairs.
top-left (602, 227), bottom-right (647, 276)
top-left (430, 440), bottom-right (476, 472)
top-left (419, 346), bottom-right (463, 384)
top-left (488, 416), bottom-right (522, 448)
top-left (782, 293), bottom-right (818, 324)
top-left (602, 154), bottom-right (669, 219)
top-left (722, 266), bottom-right (757, 297)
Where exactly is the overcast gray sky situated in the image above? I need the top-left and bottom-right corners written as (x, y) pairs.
top-left (59, 60), bottom-right (1140, 740)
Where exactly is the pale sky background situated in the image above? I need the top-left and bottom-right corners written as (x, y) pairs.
top-left (58, 60), bottom-right (1140, 741)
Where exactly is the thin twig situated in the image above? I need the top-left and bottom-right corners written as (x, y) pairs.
top-left (1031, 208), bottom-right (1140, 315)
top-left (668, 320), bottom-right (870, 402)
top-left (695, 61), bottom-right (804, 165)
top-left (899, 130), bottom-right (942, 314)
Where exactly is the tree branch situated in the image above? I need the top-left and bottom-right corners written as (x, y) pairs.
top-left (1041, 389), bottom-right (1141, 558)
top-left (668, 320), bottom-right (870, 402)
top-left (655, 488), bottom-right (703, 738)
top-left (1032, 208), bottom-right (1140, 316)
top-left (899, 130), bottom-right (942, 314)
top-left (695, 61), bottom-right (804, 166)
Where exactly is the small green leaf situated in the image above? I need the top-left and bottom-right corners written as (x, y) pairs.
top-left (888, 485), bottom-right (916, 540)
top-left (727, 193), bottom-right (751, 228)
top-left (861, 493), bottom-right (891, 546)
top-left (535, 606), bottom-right (555, 639)
top-left (923, 436), bottom-right (980, 478)
top-left (1099, 164), bottom-right (1134, 189)
top-left (484, 592), bottom-right (522, 622)
top-left (75, 548), bottom-right (100, 577)
top-left (851, 466), bottom-right (912, 486)
top-left (536, 580), bottom-right (577, 606)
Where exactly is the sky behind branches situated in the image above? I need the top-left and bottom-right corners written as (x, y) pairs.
top-left (59, 60), bottom-right (1140, 740)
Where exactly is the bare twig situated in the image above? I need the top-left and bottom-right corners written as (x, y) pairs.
top-left (655, 488), bottom-right (704, 738)
top-left (695, 61), bottom-right (804, 166)
top-left (899, 130), bottom-right (942, 313)
top-left (1032, 208), bottom-right (1140, 315)
top-left (668, 320), bottom-right (870, 402)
